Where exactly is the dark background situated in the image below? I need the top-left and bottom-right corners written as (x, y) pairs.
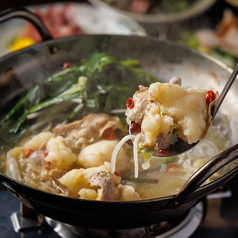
top-left (1, 0), bottom-right (238, 38)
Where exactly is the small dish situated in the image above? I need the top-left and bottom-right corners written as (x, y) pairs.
top-left (89, 0), bottom-right (217, 23)
top-left (0, 2), bottom-right (146, 56)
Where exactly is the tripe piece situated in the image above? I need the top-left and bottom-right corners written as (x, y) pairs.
top-left (126, 77), bottom-right (218, 151)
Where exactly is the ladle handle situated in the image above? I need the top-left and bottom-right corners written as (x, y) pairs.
top-left (212, 63), bottom-right (238, 118)
top-left (171, 143), bottom-right (238, 208)
top-left (0, 8), bottom-right (53, 42)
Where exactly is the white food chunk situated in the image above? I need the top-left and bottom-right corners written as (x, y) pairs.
top-left (45, 136), bottom-right (77, 170)
top-left (6, 147), bottom-right (25, 181)
top-left (78, 139), bottom-right (129, 171)
top-left (142, 103), bottom-right (174, 147)
top-left (118, 184), bottom-right (141, 201)
top-left (78, 188), bottom-right (98, 200)
top-left (141, 82), bottom-right (212, 146)
top-left (24, 132), bottom-right (54, 150)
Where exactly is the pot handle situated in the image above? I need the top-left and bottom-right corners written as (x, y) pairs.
top-left (170, 143), bottom-right (238, 208)
top-left (0, 8), bottom-right (53, 41)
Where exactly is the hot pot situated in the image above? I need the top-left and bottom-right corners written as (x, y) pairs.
top-left (0, 8), bottom-right (238, 230)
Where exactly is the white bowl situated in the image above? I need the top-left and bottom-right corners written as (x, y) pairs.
top-left (89, 0), bottom-right (217, 23)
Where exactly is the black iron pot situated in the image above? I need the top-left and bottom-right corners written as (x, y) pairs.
top-left (0, 8), bottom-right (238, 230)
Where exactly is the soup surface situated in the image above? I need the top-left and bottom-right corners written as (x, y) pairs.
top-left (0, 52), bottom-right (233, 200)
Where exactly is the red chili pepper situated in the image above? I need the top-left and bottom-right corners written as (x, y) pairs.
top-left (104, 128), bottom-right (117, 140)
top-left (44, 159), bottom-right (51, 165)
top-left (44, 157), bottom-right (52, 169)
top-left (114, 171), bottom-right (120, 176)
top-left (166, 163), bottom-right (179, 172)
top-left (44, 150), bottom-right (48, 157)
top-left (130, 122), bottom-right (141, 132)
top-left (26, 149), bottom-right (34, 158)
top-left (63, 62), bottom-right (72, 70)
top-left (206, 90), bottom-right (215, 105)
top-left (158, 149), bottom-right (170, 155)
top-left (126, 98), bottom-right (134, 109)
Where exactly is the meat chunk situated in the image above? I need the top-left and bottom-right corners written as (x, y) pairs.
top-left (155, 133), bottom-right (178, 150)
top-left (88, 171), bottom-right (141, 201)
top-left (51, 161), bottom-right (140, 201)
top-left (53, 113), bottom-right (122, 150)
top-left (125, 85), bottom-right (149, 125)
top-left (88, 171), bottom-right (119, 201)
top-left (169, 76), bottom-right (181, 86)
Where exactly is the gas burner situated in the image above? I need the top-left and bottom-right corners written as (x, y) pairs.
top-left (45, 202), bottom-right (203, 238)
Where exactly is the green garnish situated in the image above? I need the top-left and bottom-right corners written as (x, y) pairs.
top-left (0, 52), bottom-right (159, 144)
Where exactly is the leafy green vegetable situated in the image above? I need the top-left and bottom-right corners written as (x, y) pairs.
top-left (178, 32), bottom-right (200, 50)
top-left (138, 142), bottom-right (155, 161)
top-left (0, 52), bottom-right (159, 138)
top-left (10, 80), bottom-right (86, 133)
top-left (81, 52), bottom-right (158, 113)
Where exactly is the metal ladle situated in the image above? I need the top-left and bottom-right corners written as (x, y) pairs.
top-left (130, 63), bottom-right (238, 157)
